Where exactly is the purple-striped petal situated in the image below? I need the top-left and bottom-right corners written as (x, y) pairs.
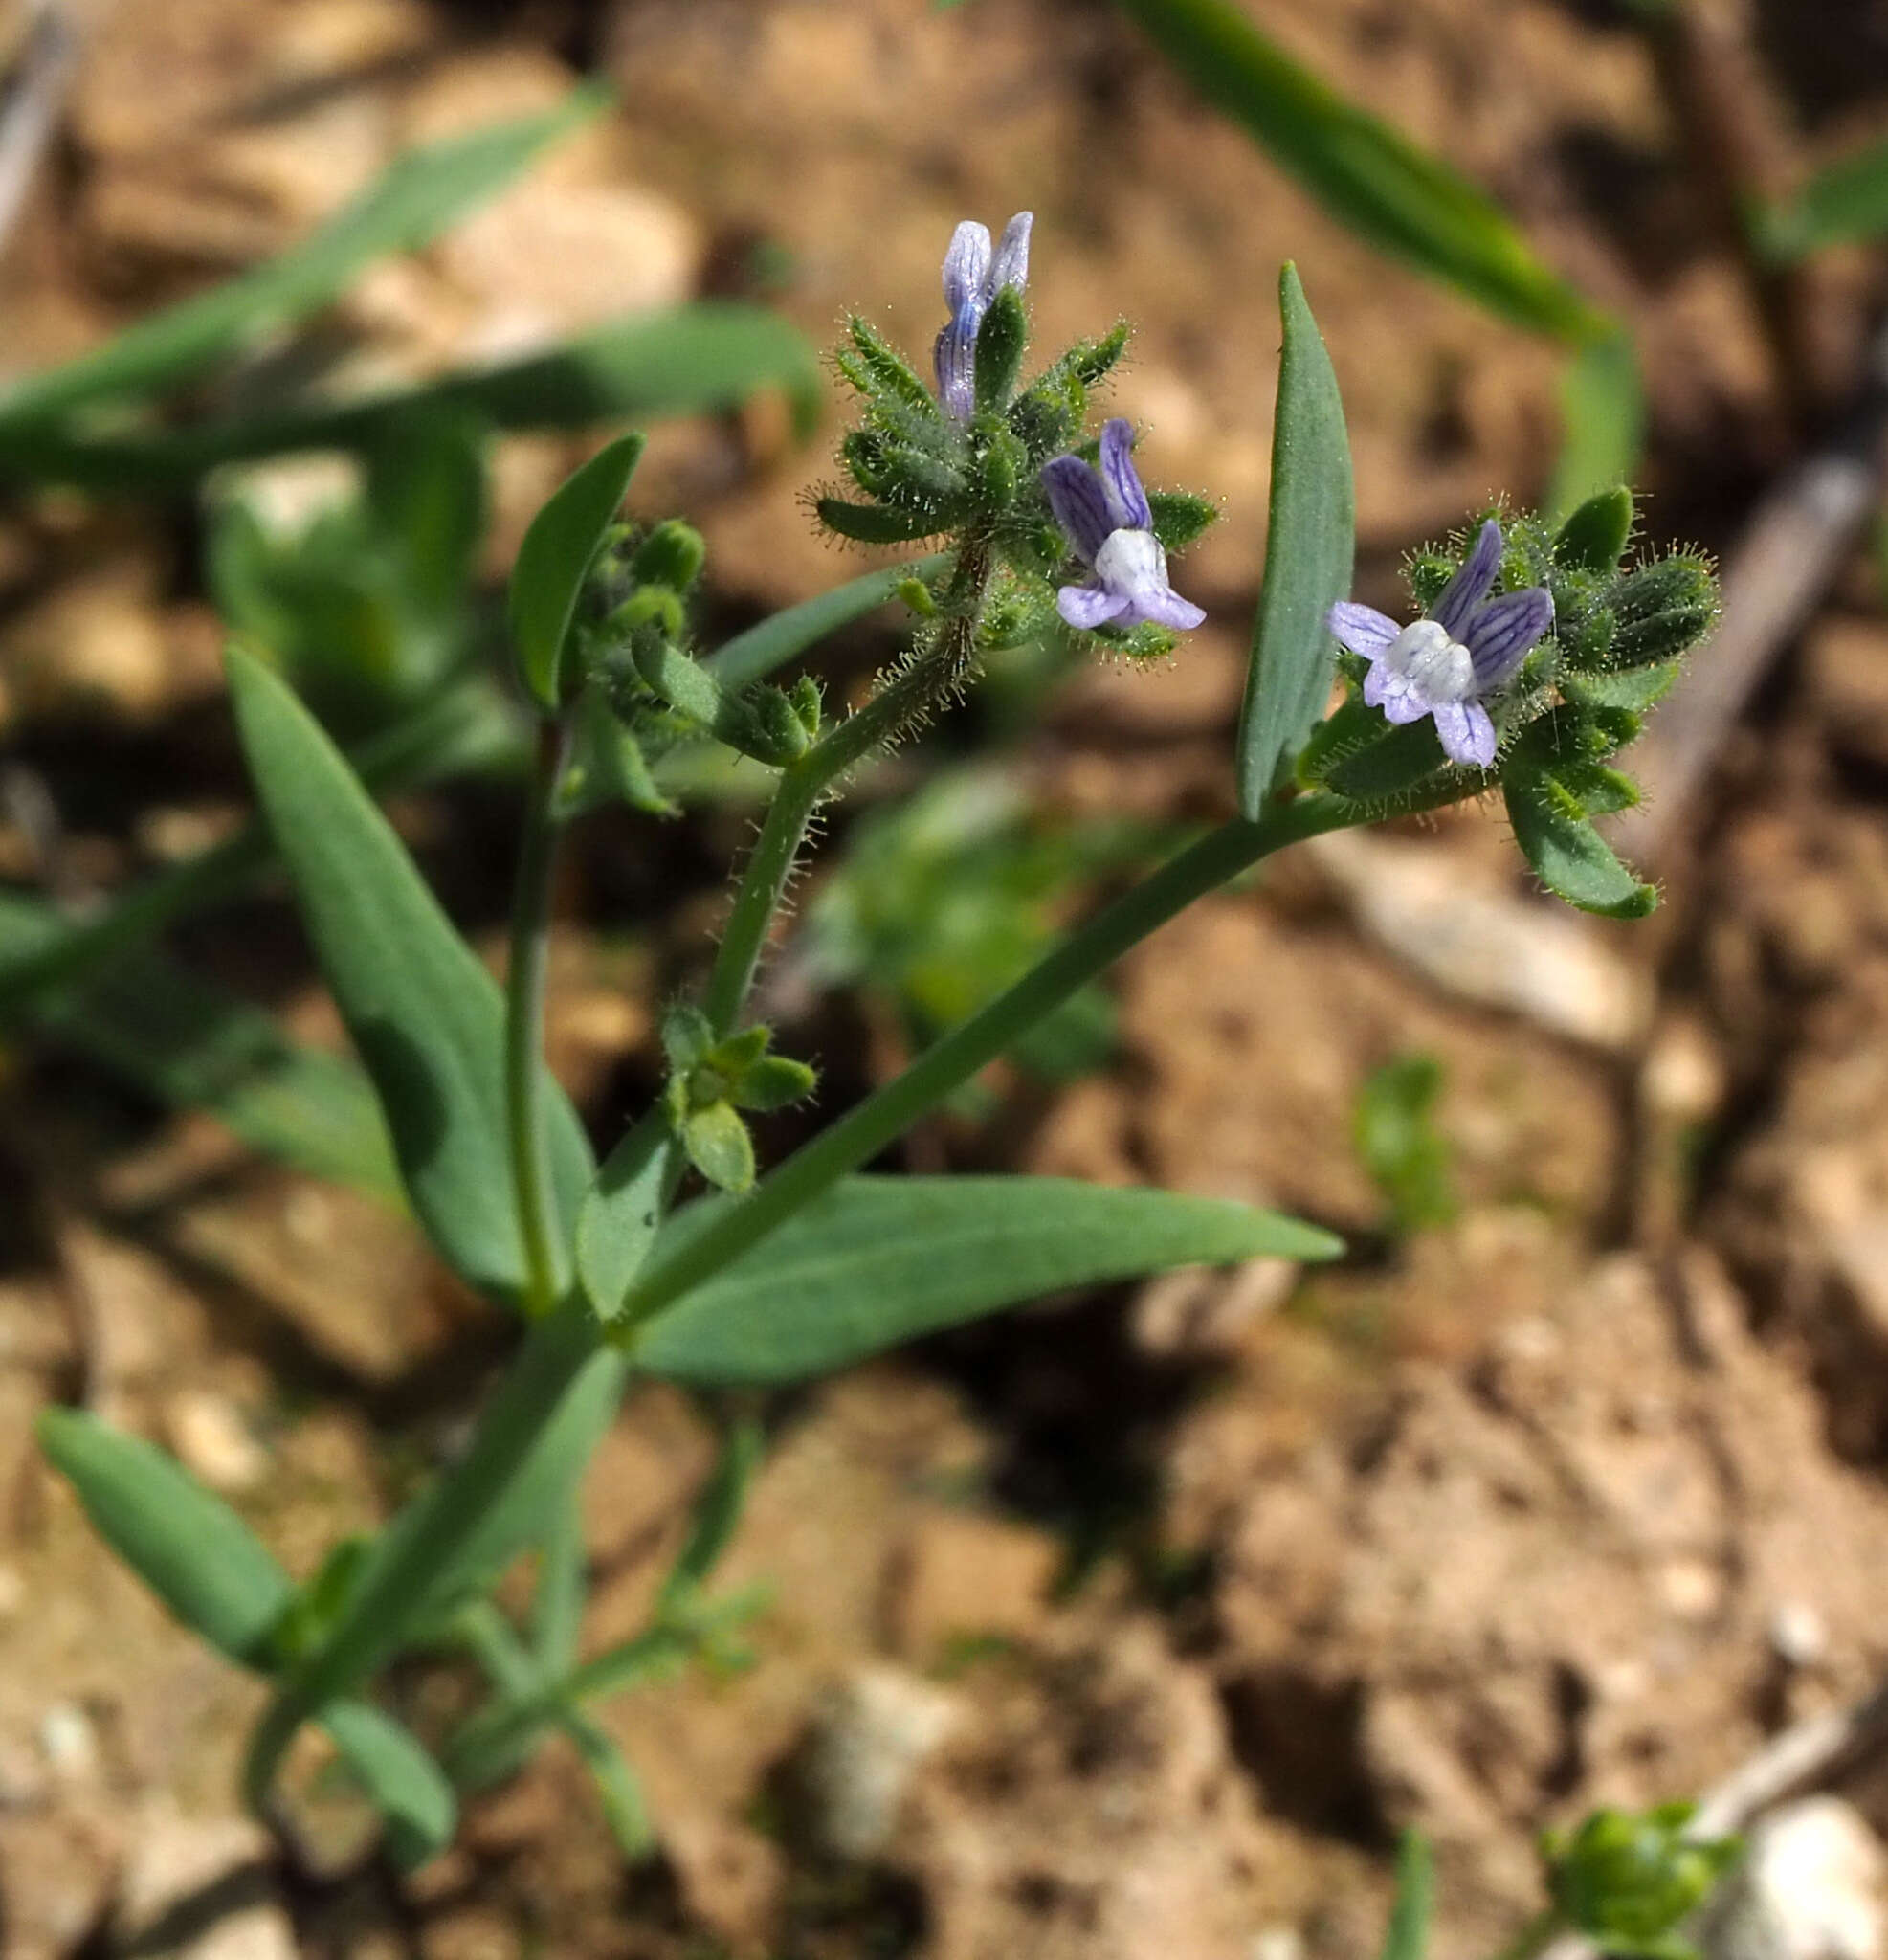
top-left (1431, 518), bottom-right (1504, 641)
top-left (1328, 601), bottom-right (1400, 659)
top-left (1465, 586), bottom-right (1553, 690)
top-left (1098, 418), bottom-right (1152, 531)
top-left (934, 319), bottom-right (977, 423)
top-left (1366, 664), bottom-right (1429, 723)
top-left (1127, 586), bottom-right (1207, 631)
top-left (1058, 583), bottom-right (1129, 630)
top-left (942, 220), bottom-right (992, 315)
top-left (1431, 699), bottom-right (1498, 768)
top-left (1041, 455), bottom-right (1112, 564)
top-left (991, 211), bottom-right (1033, 293)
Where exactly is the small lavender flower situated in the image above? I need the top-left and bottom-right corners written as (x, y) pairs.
top-left (934, 212), bottom-right (1033, 422)
top-left (1041, 419), bottom-right (1206, 634)
top-left (1328, 519), bottom-right (1552, 769)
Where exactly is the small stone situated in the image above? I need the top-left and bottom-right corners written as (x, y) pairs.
top-left (40, 1703), bottom-right (99, 1782)
top-left (166, 1391), bottom-right (270, 1495)
top-left (1133, 1257), bottom-right (1298, 1358)
top-left (1768, 1600), bottom-right (1828, 1668)
top-left (1701, 1796), bottom-right (1886, 1960)
top-left (1250, 1928), bottom-right (1305, 1960)
top-left (797, 1665), bottom-right (959, 1860)
top-left (1657, 1556), bottom-right (1724, 1621)
top-left (113, 1808), bottom-right (296, 1960)
top-left (1310, 829), bottom-right (1652, 1051)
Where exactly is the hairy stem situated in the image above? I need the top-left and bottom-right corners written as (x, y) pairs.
top-left (619, 791), bottom-right (1354, 1337)
top-left (700, 540), bottom-right (990, 1037)
top-left (506, 717), bottom-right (574, 1316)
top-left (243, 1296), bottom-right (608, 1818)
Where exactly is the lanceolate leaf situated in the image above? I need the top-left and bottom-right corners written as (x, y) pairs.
top-left (1237, 265), bottom-right (1354, 817)
top-left (1504, 766), bottom-right (1655, 919)
top-left (0, 306), bottom-right (822, 491)
top-left (36, 1409), bottom-right (292, 1667)
top-left (1762, 136), bottom-right (1888, 260)
top-left (321, 1702), bottom-right (457, 1872)
top-left (633, 1175), bottom-right (1342, 1385)
top-left (227, 649), bottom-right (594, 1298)
top-left (577, 1111), bottom-right (683, 1322)
top-left (40, 1404), bottom-right (459, 1869)
top-left (1115, 0), bottom-right (1610, 343)
top-left (0, 891), bottom-right (401, 1203)
top-left (508, 433), bottom-right (645, 709)
top-left (1545, 336), bottom-right (1643, 523)
top-left (1379, 1833), bottom-right (1435, 1960)
top-left (0, 88), bottom-right (610, 427)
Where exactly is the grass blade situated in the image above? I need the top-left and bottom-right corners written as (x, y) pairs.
top-left (0, 88), bottom-right (608, 426)
top-left (0, 306), bottom-right (821, 492)
top-left (1116, 0), bottom-right (1610, 341)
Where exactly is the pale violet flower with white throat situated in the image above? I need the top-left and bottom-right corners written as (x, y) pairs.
top-left (1041, 419), bottom-right (1206, 634)
top-left (934, 212), bottom-right (1032, 422)
top-left (1328, 518), bottom-right (1552, 769)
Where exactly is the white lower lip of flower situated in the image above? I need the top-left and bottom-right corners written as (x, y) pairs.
top-left (1388, 619), bottom-right (1476, 702)
top-left (1094, 525), bottom-right (1168, 597)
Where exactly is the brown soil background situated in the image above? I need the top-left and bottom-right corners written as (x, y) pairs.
top-left (7, 1), bottom-right (1888, 1956)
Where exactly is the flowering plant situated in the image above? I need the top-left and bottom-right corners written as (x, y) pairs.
top-left (36, 203), bottom-right (1720, 1944)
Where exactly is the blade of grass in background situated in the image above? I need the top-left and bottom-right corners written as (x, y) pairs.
top-left (1546, 333), bottom-right (1644, 522)
top-left (1760, 137), bottom-right (1888, 260)
top-left (0, 305), bottom-right (823, 492)
top-left (0, 678), bottom-right (517, 1008)
top-left (1379, 1834), bottom-right (1435, 1960)
top-left (1114, 0), bottom-right (1612, 344)
top-left (0, 86), bottom-right (610, 427)
top-left (0, 889), bottom-right (402, 1200)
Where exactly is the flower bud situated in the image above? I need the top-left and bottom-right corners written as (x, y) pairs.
top-left (631, 520), bottom-right (707, 594)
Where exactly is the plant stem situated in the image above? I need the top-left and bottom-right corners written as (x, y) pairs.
top-left (619, 791), bottom-right (1354, 1336)
top-left (700, 542), bottom-right (990, 1037)
top-left (243, 1294), bottom-right (606, 1818)
top-left (506, 716), bottom-right (573, 1316)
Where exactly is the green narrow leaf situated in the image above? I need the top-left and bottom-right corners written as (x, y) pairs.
top-left (0, 678), bottom-right (516, 1011)
top-left (1545, 336), bottom-right (1643, 524)
top-left (1115, 0), bottom-right (1610, 342)
top-left (1553, 487), bottom-right (1635, 576)
top-left (36, 1409), bottom-right (292, 1667)
top-left (508, 433), bottom-right (645, 709)
top-left (1761, 137), bottom-right (1888, 259)
top-left (561, 1708), bottom-right (654, 1859)
top-left (577, 1112), bottom-right (684, 1322)
top-left (1237, 265), bottom-right (1354, 817)
top-left (1504, 768), bottom-right (1655, 919)
top-left (0, 88), bottom-right (609, 427)
top-left (320, 1701), bottom-right (457, 1872)
top-left (633, 1175), bottom-right (1343, 1386)
top-left (226, 648), bottom-right (593, 1299)
top-left (703, 556), bottom-right (948, 691)
top-left (659, 1418), bottom-right (763, 1611)
top-left (365, 409), bottom-right (488, 616)
top-left (2, 899), bottom-right (401, 1203)
top-left (531, 1496), bottom-right (589, 1678)
top-left (0, 306), bottom-right (822, 492)
top-left (410, 1346), bottom-right (628, 1626)
top-left (1379, 1832), bottom-right (1434, 1960)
